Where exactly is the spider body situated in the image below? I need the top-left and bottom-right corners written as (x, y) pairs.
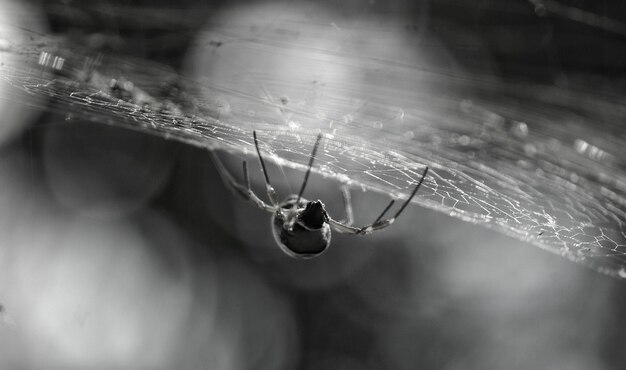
top-left (272, 196), bottom-right (331, 258)
top-left (210, 131), bottom-right (429, 259)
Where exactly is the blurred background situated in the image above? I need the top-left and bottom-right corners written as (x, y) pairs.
top-left (1, 0), bottom-right (626, 369)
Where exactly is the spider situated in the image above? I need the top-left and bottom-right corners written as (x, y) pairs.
top-left (210, 131), bottom-right (429, 259)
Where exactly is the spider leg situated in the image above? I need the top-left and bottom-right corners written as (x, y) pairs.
top-left (253, 131), bottom-right (279, 206)
top-left (329, 216), bottom-right (394, 235)
top-left (329, 166), bottom-right (429, 235)
top-left (328, 218), bottom-right (361, 234)
top-left (296, 133), bottom-right (323, 204)
top-left (210, 150), bottom-right (275, 213)
top-left (338, 185), bottom-right (354, 225)
top-left (373, 199), bottom-right (395, 224)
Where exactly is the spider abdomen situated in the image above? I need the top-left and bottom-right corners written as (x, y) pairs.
top-left (271, 199), bottom-right (331, 258)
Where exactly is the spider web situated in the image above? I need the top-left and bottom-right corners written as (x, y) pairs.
top-left (0, 13), bottom-right (625, 279)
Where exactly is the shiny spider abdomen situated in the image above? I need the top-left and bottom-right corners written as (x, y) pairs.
top-left (272, 196), bottom-right (331, 258)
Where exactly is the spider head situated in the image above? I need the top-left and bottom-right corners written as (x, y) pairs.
top-left (271, 198), bottom-right (331, 258)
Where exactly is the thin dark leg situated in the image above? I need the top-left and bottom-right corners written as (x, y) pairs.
top-left (328, 165), bottom-right (430, 235)
top-left (392, 166), bottom-right (429, 219)
top-left (296, 133), bottom-right (323, 204)
top-left (254, 131), bottom-right (271, 186)
top-left (253, 131), bottom-right (278, 205)
top-left (374, 200), bottom-right (395, 224)
top-left (209, 150), bottom-right (274, 212)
